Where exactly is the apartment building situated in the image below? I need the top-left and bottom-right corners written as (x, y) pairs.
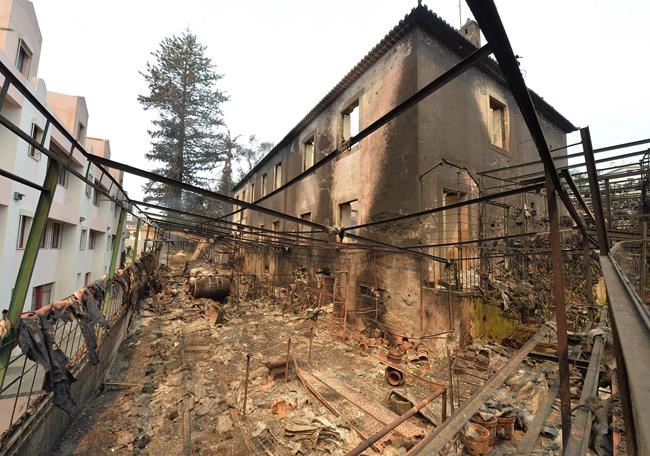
top-left (231, 5), bottom-right (575, 337)
top-left (0, 0), bottom-right (125, 312)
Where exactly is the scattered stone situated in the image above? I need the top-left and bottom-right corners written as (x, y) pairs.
top-left (115, 430), bottom-right (134, 447)
top-left (135, 433), bottom-right (151, 449)
top-left (541, 426), bottom-right (559, 438)
top-left (271, 400), bottom-right (287, 418)
top-left (215, 414), bottom-right (233, 435)
top-left (250, 366), bottom-right (268, 380)
top-left (141, 383), bottom-right (155, 394)
top-left (167, 371), bottom-right (184, 387)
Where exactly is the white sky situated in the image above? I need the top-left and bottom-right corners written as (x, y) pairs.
top-left (31, 0), bottom-right (650, 199)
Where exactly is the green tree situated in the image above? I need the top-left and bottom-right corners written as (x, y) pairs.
top-left (237, 135), bottom-right (274, 180)
top-left (139, 30), bottom-right (227, 211)
top-left (206, 130), bottom-right (274, 217)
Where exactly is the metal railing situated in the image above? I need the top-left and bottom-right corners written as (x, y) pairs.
top-left (0, 282), bottom-right (125, 444)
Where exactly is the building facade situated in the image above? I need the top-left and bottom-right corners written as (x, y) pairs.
top-left (0, 0), bottom-right (125, 312)
top-left (231, 5), bottom-right (575, 339)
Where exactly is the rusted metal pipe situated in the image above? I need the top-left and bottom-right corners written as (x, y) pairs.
top-left (546, 172), bottom-right (572, 449)
top-left (441, 390), bottom-right (447, 423)
top-left (285, 338), bottom-right (291, 383)
top-left (345, 388), bottom-right (445, 456)
top-left (308, 326), bottom-right (314, 364)
top-left (584, 237), bottom-right (594, 319)
top-left (565, 307), bottom-right (608, 455)
top-left (242, 354), bottom-right (251, 418)
top-left (408, 323), bottom-right (552, 455)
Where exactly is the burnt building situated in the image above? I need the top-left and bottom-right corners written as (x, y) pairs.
top-left (231, 4), bottom-right (575, 341)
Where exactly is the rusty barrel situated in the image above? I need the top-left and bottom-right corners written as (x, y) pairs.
top-left (192, 276), bottom-right (231, 300)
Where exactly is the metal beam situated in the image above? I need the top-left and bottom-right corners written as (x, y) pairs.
top-left (480, 137), bottom-right (650, 176)
top-left (582, 127), bottom-right (609, 254)
top-left (223, 44), bottom-right (494, 223)
top-left (599, 255), bottom-right (650, 454)
top-left (103, 208), bottom-right (126, 314)
top-left (0, 158), bottom-right (60, 388)
top-left (0, 59), bottom-right (133, 212)
top-left (343, 182), bottom-right (544, 232)
top-left (0, 111), bottom-right (154, 230)
top-left (465, 0), bottom-right (585, 236)
top-left (546, 173), bottom-right (572, 448)
top-left (0, 167), bottom-right (47, 192)
top-left (490, 147), bottom-right (650, 187)
top-left (565, 307), bottom-right (608, 455)
top-left (91, 162), bottom-right (448, 262)
top-left (408, 323), bottom-right (552, 455)
top-left (132, 199), bottom-right (332, 246)
top-left (561, 169), bottom-right (596, 224)
top-left (88, 153), bottom-right (331, 232)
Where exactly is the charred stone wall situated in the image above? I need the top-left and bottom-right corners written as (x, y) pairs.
top-left (233, 24), bottom-right (569, 344)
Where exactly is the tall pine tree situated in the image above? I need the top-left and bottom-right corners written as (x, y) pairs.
top-left (139, 30), bottom-right (227, 211)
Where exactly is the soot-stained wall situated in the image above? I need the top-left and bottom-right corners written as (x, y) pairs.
top-left (232, 23), bottom-right (568, 345)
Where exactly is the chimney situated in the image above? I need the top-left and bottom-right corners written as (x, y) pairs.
top-left (459, 19), bottom-right (481, 48)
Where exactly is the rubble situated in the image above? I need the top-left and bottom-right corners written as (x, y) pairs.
top-left (49, 246), bottom-right (607, 456)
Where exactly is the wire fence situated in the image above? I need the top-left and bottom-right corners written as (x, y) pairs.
top-left (611, 240), bottom-right (647, 299)
top-left (0, 281), bottom-right (126, 443)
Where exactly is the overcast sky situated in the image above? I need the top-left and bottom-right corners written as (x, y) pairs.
top-left (31, 0), bottom-right (650, 199)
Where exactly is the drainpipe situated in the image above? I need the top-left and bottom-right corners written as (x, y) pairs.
top-left (0, 158), bottom-right (61, 388)
top-left (103, 207), bottom-right (126, 314)
top-left (131, 218), bottom-right (141, 263)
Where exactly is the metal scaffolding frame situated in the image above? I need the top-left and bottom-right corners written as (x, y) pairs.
top-left (0, 0), bottom-right (647, 453)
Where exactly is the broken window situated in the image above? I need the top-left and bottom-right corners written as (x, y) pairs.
top-left (342, 101), bottom-right (360, 144)
top-left (250, 182), bottom-right (255, 202)
top-left (272, 221), bottom-right (280, 232)
top-left (80, 229), bottom-right (88, 250)
top-left (28, 123), bottom-right (43, 160)
top-left (261, 173), bottom-right (267, 196)
top-left (15, 39), bottom-right (32, 77)
top-left (274, 163), bottom-right (282, 189)
top-left (259, 224), bottom-right (264, 241)
top-left (84, 272), bottom-right (91, 286)
top-left (339, 200), bottom-right (359, 227)
top-left (489, 96), bottom-right (507, 150)
top-left (302, 136), bottom-right (315, 171)
top-left (17, 215), bottom-right (32, 249)
top-left (31, 282), bottom-right (54, 311)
